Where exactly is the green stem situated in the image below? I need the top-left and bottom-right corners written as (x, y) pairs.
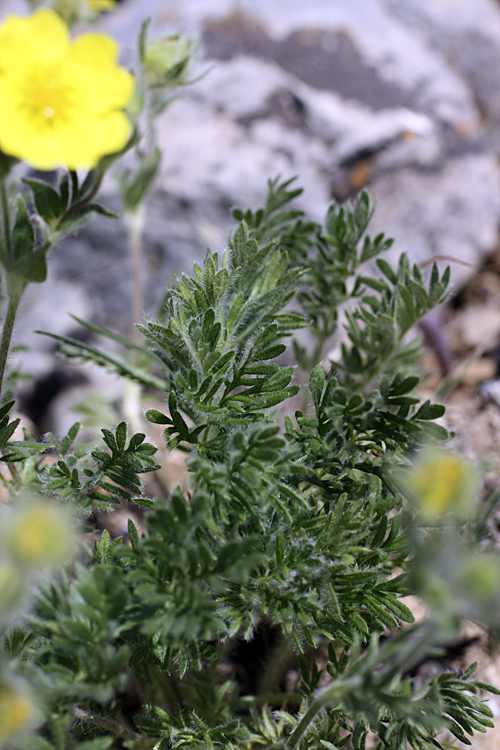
top-left (9, 462), bottom-right (22, 489)
top-left (357, 340), bottom-right (398, 394)
top-left (0, 176), bottom-right (23, 403)
top-left (0, 293), bottom-right (20, 400)
top-left (121, 208), bottom-right (146, 432)
top-left (0, 180), bottom-right (11, 257)
top-left (286, 699), bottom-right (324, 749)
top-left (125, 208), bottom-right (145, 342)
top-left (73, 708), bottom-right (142, 742)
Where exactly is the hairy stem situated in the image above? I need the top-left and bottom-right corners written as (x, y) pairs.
top-left (286, 699), bottom-right (324, 749)
top-left (125, 208), bottom-right (145, 341)
top-left (0, 293), bottom-right (20, 400)
top-left (0, 179), bottom-right (11, 257)
top-left (9, 462), bottom-right (22, 489)
top-left (73, 707), bottom-right (142, 742)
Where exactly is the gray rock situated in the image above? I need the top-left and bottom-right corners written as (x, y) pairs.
top-left (152, 0), bottom-right (479, 126)
top-left (387, 0), bottom-right (500, 121)
top-left (369, 154), bottom-right (500, 290)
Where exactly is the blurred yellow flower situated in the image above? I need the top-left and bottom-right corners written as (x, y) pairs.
top-left (0, 684), bottom-right (34, 741)
top-left (0, 9), bottom-right (134, 170)
top-left (405, 449), bottom-right (474, 519)
top-left (88, 0), bottom-right (118, 11)
top-left (9, 500), bottom-right (74, 567)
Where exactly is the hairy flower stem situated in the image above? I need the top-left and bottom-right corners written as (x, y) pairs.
top-left (73, 708), bottom-right (142, 742)
top-left (0, 291), bottom-right (23, 487)
top-left (286, 699), bottom-right (324, 749)
top-left (0, 176), bottom-right (17, 401)
top-left (125, 208), bottom-right (145, 343)
top-left (0, 180), bottom-right (11, 257)
top-left (0, 293), bottom-right (20, 401)
top-left (121, 209), bottom-right (146, 432)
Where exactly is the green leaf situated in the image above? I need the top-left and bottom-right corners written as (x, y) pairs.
top-left (390, 375), bottom-right (419, 396)
top-left (128, 518), bottom-right (141, 551)
top-left (376, 258), bottom-right (398, 284)
top-left (413, 400), bottom-right (446, 421)
top-left (11, 195), bottom-right (35, 261)
top-left (10, 243), bottom-right (49, 284)
top-left (378, 596), bottom-right (415, 623)
top-left (309, 364), bottom-right (326, 412)
top-left (23, 177), bottom-right (63, 224)
top-left (138, 17), bottom-right (151, 62)
top-left (419, 421), bottom-right (449, 440)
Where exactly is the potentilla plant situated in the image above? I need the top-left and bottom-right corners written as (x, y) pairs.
top-left (0, 5), bottom-right (499, 750)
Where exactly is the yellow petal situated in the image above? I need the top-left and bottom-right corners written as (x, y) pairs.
top-left (0, 10), bottom-right (69, 71)
top-left (71, 31), bottom-right (119, 68)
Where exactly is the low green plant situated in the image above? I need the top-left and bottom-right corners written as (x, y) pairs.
top-left (1, 176), bottom-right (499, 750)
top-left (0, 5), bottom-right (499, 750)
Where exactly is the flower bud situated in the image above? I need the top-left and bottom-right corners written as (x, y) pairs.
top-left (8, 501), bottom-right (74, 567)
top-left (404, 449), bottom-right (475, 520)
top-left (0, 681), bottom-right (35, 742)
top-left (143, 35), bottom-right (194, 88)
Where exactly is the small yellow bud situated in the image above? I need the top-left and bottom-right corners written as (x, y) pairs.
top-left (9, 501), bottom-right (74, 567)
top-left (404, 450), bottom-right (474, 520)
top-left (0, 684), bottom-right (35, 741)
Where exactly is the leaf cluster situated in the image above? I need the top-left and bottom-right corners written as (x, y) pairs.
top-left (2, 180), bottom-right (498, 750)
top-left (43, 420), bottom-right (158, 512)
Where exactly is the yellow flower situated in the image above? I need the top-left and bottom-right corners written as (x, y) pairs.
top-left (405, 449), bottom-right (474, 519)
top-left (9, 500), bottom-right (74, 567)
top-left (0, 684), bottom-right (35, 741)
top-left (88, 0), bottom-right (118, 12)
top-left (0, 9), bottom-right (134, 170)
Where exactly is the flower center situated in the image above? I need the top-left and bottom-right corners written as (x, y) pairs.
top-left (22, 69), bottom-right (74, 127)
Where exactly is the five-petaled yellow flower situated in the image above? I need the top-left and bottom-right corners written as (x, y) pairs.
top-left (0, 9), bottom-right (134, 170)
